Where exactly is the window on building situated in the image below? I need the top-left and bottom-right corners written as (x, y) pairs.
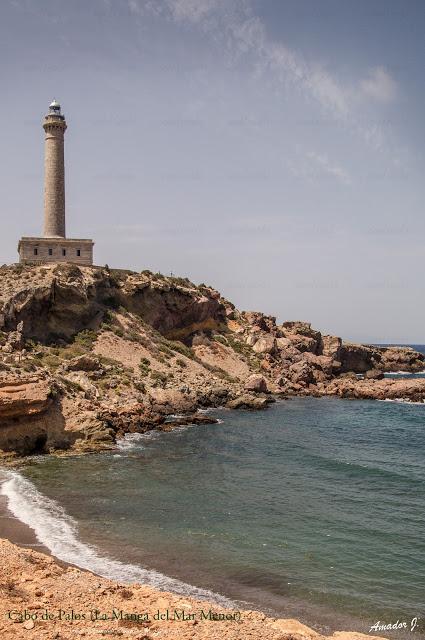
top-left (48, 248), bottom-right (53, 256)
top-left (34, 248), bottom-right (38, 256)
top-left (62, 249), bottom-right (66, 256)
top-left (76, 249), bottom-right (81, 256)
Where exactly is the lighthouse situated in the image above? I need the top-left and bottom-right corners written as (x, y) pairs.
top-left (43, 99), bottom-right (67, 238)
top-left (18, 100), bottom-right (94, 265)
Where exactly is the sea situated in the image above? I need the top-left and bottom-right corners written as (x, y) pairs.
top-left (1, 345), bottom-right (424, 637)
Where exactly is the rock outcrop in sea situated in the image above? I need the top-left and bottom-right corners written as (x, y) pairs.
top-left (0, 263), bottom-right (423, 456)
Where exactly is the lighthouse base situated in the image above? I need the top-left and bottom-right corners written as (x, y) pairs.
top-left (18, 237), bottom-right (94, 266)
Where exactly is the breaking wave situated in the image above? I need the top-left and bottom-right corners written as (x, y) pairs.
top-left (0, 470), bottom-right (232, 605)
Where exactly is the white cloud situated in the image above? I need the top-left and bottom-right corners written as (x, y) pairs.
top-left (128, 0), bottom-right (354, 121)
top-left (360, 66), bottom-right (397, 103)
top-left (128, 0), bottom-right (403, 159)
top-left (306, 151), bottom-right (352, 185)
top-left (166, 0), bottom-right (224, 23)
top-left (127, 0), bottom-right (163, 16)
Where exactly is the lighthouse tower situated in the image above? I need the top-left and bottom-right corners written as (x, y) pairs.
top-left (18, 100), bottom-right (94, 265)
top-left (43, 99), bottom-right (67, 238)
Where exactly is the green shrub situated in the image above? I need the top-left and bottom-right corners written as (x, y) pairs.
top-left (58, 376), bottom-right (84, 393)
top-left (158, 344), bottom-right (174, 357)
top-left (20, 361), bottom-right (37, 372)
top-left (161, 339), bottom-right (194, 359)
top-left (74, 330), bottom-right (98, 349)
top-left (213, 335), bottom-right (228, 345)
top-left (24, 338), bottom-right (39, 351)
top-left (40, 354), bottom-right (62, 370)
top-left (127, 331), bottom-right (148, 345)
top-left (139, 358), bottom-right (151, 376)
top-left (150, 370), bottom-right (168, 385)
top-left (226, 335), bottom-right (253, 358)
top-left (102, 310), bottom-right (114, 326)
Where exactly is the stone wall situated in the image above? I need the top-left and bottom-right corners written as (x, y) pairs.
top-left (18, 237), bottom-right (93, 266)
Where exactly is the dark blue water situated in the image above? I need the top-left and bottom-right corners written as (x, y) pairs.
top-left (5, 396), bottom-right (425, 636)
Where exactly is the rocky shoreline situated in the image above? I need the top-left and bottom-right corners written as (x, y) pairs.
top-left (0, 263), bottom-right (421, 639)
top-left (0, 263), bottom-right (423, 458)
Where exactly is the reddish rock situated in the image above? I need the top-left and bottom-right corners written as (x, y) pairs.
top-left (244, 374), bottom-right (269, 393)
top-left (0, 377), bottom-right (52, 419)
top-left (320, 334), bottom-right (342, 360)
top-left (226, 394), bottom-right (269, 410)
top-left (378, 346), bottom-right (424, 372)
top-left (288, 361), bottom-right (314, 385)
top-left (252, 335), bottom-right (276, 355)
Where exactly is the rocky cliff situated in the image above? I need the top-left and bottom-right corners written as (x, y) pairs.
top-left (0, 263), bottom-right (423, 456)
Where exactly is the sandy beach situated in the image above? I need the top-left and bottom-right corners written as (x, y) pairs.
top-left (0, 484), bottom-right (388, 640)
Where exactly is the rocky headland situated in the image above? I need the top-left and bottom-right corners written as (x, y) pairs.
top-left (0, 262), bottom-right (423, 457)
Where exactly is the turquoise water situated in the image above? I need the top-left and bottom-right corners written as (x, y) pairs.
top-left (5, 396), bottom-right (425, 637)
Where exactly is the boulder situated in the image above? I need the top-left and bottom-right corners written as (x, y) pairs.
top-left (286, 333), bottom-right (318, 353)
top-left (243, 311), bottom-right (277, 333)
top-left (252, 335), bottom-right (276, 355)
top-left (276, 337), bottom-right (291, 350)
top-left (244, 374), bottom-right (269, 393)
top-left (364, 369), bottom-right (384, 380)
top-left (303, 353), bottom-right (334, 377)
top-left (320, 334), bottom-right (342, 359)
top-left (281, 321), bottom-right (321, 341)
top-left (148, 388), bottom-right (198, 414)
top-left (226, 394), bottom-right (269, 410)
top-left (288, 361), bottom-right (314, 385)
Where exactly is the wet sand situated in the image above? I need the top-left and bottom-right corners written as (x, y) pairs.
top-left (0, 494), bottom-right (46, 551)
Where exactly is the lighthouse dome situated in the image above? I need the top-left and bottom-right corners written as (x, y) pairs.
top-left (48, 99), bottom-right (62, 116)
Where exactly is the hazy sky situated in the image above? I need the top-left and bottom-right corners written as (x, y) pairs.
top-left (1, 0), bottom-right (424, 342)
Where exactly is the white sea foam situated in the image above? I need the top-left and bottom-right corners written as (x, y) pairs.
top-left (117, 418), bottom-right (222, 451)
top-left (116, 430), bottom-right (161, 451)
top-left (378, 398), bottom-right (425, 405)
top-left (384, 371), bottom-right (425, 376)
top-left (0, 470), bottom-right (232, 605)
